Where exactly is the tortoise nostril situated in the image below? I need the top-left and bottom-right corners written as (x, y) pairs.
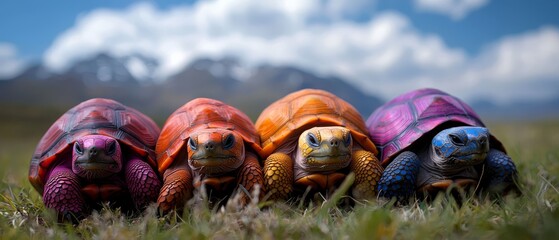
top-left (89, 147), bottom-right (98, 156)
top-left (330, 140), bottom-right (339, 146)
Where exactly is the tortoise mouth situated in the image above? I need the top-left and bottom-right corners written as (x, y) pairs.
top-left (75, 157), bottom-right (119, 171)
top-left (452, 152), bottom-right (486, 159)
top-left (76, 162), bottom-right (119, 170)
top-left (306, 154), bottom-right (351, 164)
top-left (302, 154), bottom-right (350, 173)
top-left (189, 156), bottom-right (241, 175)
top-left (190, 155), bottom-right (238, 165)
top-left (74, 161), bottom-right (120, 179)
top-left (448, 152), bottom-right (487, 166)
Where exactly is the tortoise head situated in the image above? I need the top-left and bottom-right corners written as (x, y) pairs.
top-left (187, 129), bottom-right (245, 175)
top-left (295, 126), bottom-right (352, 173)
top-left (72, 135), bottom-right (122, 179)
top-left (431, 126), bottom-right (489, 170)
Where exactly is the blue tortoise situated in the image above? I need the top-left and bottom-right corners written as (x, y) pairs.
top-left (366, 88), bottom-right (519, 200)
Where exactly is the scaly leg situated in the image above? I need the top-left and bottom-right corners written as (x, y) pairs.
top-left (235, 152), bottom-right (264, 204)
top-left (350, 150), bottom-right (384, 200)
top-left (263, 152), bottom-right (293, 201)
top-left (481, 149), bottom-right (519, 195)
top-left (43, 165), bottom-right (85, 223)
top-left (157, 157), bottom-right (193, 214)
top-left (125, 156), bottom-right (161, 211)
top-left (377, 151), bottom-right (420, 201)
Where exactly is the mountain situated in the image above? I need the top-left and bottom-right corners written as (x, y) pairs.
top-left (2, 53), bottom-right (556, 122)
top-left (231, 65), bottom-right (383, 118)
top-left (0, 54), bottom-right (383, 121)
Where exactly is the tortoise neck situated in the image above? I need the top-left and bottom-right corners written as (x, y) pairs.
top-left (415, 143), bottom-right (480, 188)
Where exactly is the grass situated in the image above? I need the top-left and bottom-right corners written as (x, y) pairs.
top-left (0, 107), bottom-right (558, 239)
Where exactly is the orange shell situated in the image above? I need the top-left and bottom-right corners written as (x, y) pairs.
top-left (156, 98), bottom-right (262, 173)
top-left (28, 98), bottom-right (161, 194)
top-left (255, 89), bottom-right (377, 158)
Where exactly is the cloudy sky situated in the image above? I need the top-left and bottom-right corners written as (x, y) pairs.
top-left (1, 0), bottom-right (558, 103)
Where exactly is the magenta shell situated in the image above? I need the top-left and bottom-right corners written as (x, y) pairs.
top-left (366, 88), bottom-right (505, 166)
top-left (29, 98), bottom-right (161, 194)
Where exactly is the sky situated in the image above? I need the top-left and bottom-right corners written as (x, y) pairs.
top-left (1, 0), bottom-right (558, 104)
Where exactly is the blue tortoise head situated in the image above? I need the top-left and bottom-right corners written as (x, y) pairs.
top-left (431, 126), bottom-right (490, 168)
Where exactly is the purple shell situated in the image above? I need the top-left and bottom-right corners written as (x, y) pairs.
top-left (366, 88), bottom-right (505, 165)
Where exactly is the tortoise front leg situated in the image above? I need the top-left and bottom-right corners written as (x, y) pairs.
top-left (263, 152), bottom-right (293, 201)
top-left (43, 165), bottom-right (85, 223)
top-left (235, 152), bottom-right (264, 204)
top-left (377, 151), bottom-right (420, 201)
top-left (349, 150), bottom-right (384, 200)
top-left (157, 158), bottom-right (193, 214)
top-left (124, 156), bottom-right (161, 211)
top-left (481, 149), bottom-right (519, 195)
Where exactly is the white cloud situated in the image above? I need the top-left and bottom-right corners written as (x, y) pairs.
top-left (43, 0), bottom-right (559, 103)
top-left (464, 26), bottom-right (559, 102)
top-left (414, 0), bottom-right (489, 20)
top-left (0, 43), bottom-right (26, 79)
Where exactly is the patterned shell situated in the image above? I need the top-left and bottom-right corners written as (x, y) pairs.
top-left (366, 88), bottom-right (505, 166)
top-left (29, 98), bottom-right (161, 193)
top-left (156, 98), bottom-right (262, 173)
top-left (255, 88), bottom-right (377, 158)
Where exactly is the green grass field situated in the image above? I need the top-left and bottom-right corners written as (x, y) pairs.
top-left (1, 106), bottom-right (558, 239)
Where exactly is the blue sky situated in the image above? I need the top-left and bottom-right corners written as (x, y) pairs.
top-left (1, 0), bottom-right (558, 103)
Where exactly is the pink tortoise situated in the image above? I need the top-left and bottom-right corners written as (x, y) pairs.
top-left (29, 98), bottom-right (161, 222)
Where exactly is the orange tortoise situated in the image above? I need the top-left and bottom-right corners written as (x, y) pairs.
top-left (156, 98), bottom-right (264, 213)
top-left (255, 89), bottom-right (383, 201)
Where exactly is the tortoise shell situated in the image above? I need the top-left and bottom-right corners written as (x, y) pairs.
top-left (29, 98), bottom-right (160, 194)
top-left (156, 98), bottom-right (262, 173)
top-left (366, 88), bottom-right (505, 166)
top-left (255, 88), bottom-right (377, 158)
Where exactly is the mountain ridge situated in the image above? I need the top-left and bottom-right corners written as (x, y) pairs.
top-left (0, 54), bottom-right (384, 121)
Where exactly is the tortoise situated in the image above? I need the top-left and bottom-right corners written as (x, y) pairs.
top-left (366, 88), bottom-right (518, 200)
top-left (255, 89), bottom-right (383, 201)
top-left (156, 98), bottom-right (264, 213)
top-left (29, 98), bottom-right (161, 222)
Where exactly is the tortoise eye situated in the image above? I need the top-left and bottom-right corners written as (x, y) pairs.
top-left (74, 142), bottom-right (84, 155)
top-left (479, 136), bottom-right (487, 146)
top-left (188, 138), bottom-right (198, 150)
top-left (107, 141), bottom-right (117, 155)
top-left (344, 133), bottom-right (352, 147)
top-left (223, 134), bottom-right (235, 150)
top-left (449, 134), bottom-right (465, 146)
top-left (307, 133), bottom-right (319, 147)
